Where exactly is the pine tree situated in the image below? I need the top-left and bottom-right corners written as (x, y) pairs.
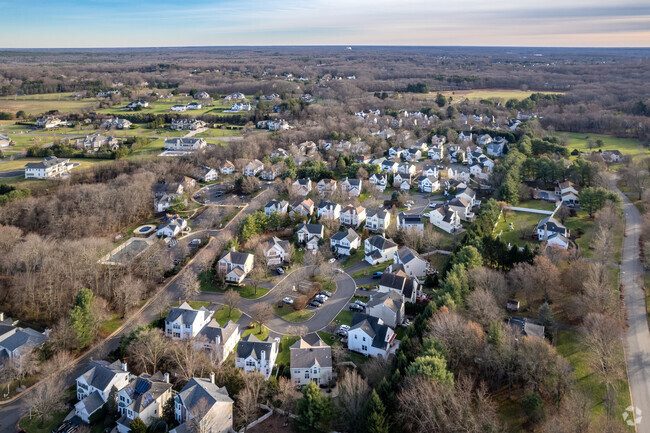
top-left (364, 390), bottom-right (389, 433)
top-left (129, 418), bottom-right (147, 433)
top-left (296, 382), bottom-right (330, 431)
top-left (69, 288), bottom-right (95, 348)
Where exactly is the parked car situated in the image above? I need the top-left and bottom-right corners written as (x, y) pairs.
top-left (282, 297), bottom-right (294, 305)
top-left (401, 319), bottom-right (411, 327)
top-left (336, 329), bottom-right (348, 337)
top-left (204, 199), bottom-right (210, 204)
top-left (328, 258), bottom-right (336, 263)
top-left (319, 290), bottom-right (332, 297)
top-left (349, 303), bottom-right (364, 312)
top-left (354, 300), bottom-right (368, 308)
top-left (339, 325), bottom-right (350, 332)
top-left (277, 267), bottom-right (285, 275)
top-left (334, 268), bottom-right (344, 273)
top-left (312, 297), bottom-right (324, 305)
top-left (314, 295), bottom-right (328, 303)
top-left (309, 301), bottom-right (321, 308)
top-left (372, 272), bottom-right (383, 279)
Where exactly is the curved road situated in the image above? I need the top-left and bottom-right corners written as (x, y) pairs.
top-left (613, 177), bottom-right (650, 433)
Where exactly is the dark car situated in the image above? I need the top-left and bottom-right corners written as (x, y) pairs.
top-left (349, 303), bottom-right (364, 312)
top-left (319, 290), bottom-right (332, 297)
top-left (309, 301), bottom-right (321, 308)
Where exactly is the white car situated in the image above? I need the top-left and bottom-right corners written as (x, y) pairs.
top-left (282, 297), bottom-right (294, 305)
top-left (328, 258), bottom-right (336, 263)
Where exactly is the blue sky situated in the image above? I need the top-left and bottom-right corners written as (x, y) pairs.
top-left (0, 0), bottom-right (648, 48)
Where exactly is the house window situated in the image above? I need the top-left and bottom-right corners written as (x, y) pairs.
top-left (354, 335), bottom-right (357, 339)
top-left (362, 345), bottom-right (368, 351)
top-left (305, 372), bottom-right (310, 379)
top-left (362, 337), bottom-right (366, 342)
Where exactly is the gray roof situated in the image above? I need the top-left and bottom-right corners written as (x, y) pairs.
top-left (331, 228), bottom-right (359, 243)
top-left (350, 313), bottom-right (392, 349)
top-left (366, 208), bottom-right (388, 219)
top-left (176, 377), bottom-right (233, 418)
top-left (379, 271), bottom-right (418, 299)
top-left (198, 319), bottom-right (238, 344)
top-left (268, 236), bottom-right (290, 252)
top-left (24, 156), bottom-right (68, 169)
top-left (368, 291), bottom-right (403, 314)
top-left (366, 235), bottom-right (397, 251)
top-left (396, 246), bottom-right (423, 264)
top-left (0, 327), bottom-right (47, 353)
top-left (79, 360), bottom-right (125, 392)
top-left (236, 334), bottom-right (275, 360)
top-left (298, 223), bottom-right (323, 235)
top-left (537, 216), bottom-right (567, 235)
top-left (509, 316), bottom-right (545, 339)
top-left (398, 213), bottom-right (423, 225)
top-left (457, 187), bottom-right (476, 199)
top-left (78, 390), bottom-right (106, 416)
top-left (166, 302), bottom-right (210, 327)
top-left (219, 250), bottom-right (253, 266)
top-left (122, 372), bottom-right (172, 413)
top-left (290, 335), bottom-right (332, 369)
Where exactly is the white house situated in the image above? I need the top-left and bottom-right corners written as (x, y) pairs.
top-left (195, 91), bottom-right (210, 99)
top-left (458, 131), bottom-right (472, 142)
top-left (172, 105), bottom-right (187, 112)
top-left (456, 186), bottom-right (476, 207)
top-left (398, 163), bottom-right (416, 177)
top-left (378, 270), bottom-right (420, 303)
top-left (446, 166), bottom-right (471, 183)
top-left (393, 246), bottom-right (430, 279)
top-left (187, 102), bottom-right (203, 110)
top-left (156, 217), bottom-right (187, 238)
top-left (348, 313), bottom-right (396, 358)
top-left (316, 178), bottom-right (337, 195)
top-left (486, 137), bottom-right (508, 157)
top-left (447, 197), bottom-right (474, 221)
top-left (364, 235), bottom-right (398, 265)
top-left (243, 159), bottom-right (264, 177)
top-left (75, 360), bottom-right (130, 423)
top-left (171, 119), bottom-right (207, 131)
top-left (477, 134), bottom-right (493, 146)
top-left (164, 137), bottom-right (207, 152)
top-left (165, 302), bottom-right (214, 340)
top-left (369, 173), bottom-right (388, 192)
top-left (36, 116), bottom-right (66, 129)
top-left (116, 372), bottom-right (173, 433)
top-left (428, 143), bottom-right (445, 161)
top-left (297, 223), bottom-right (324, 250)
top-left (290, 335), bottom-right (333, 387)
top-left (393, 173), bottom-right (411, 191)
top-left (404, 148), bottom-right (422, 162)
top-left (365, 209), bottom-right (391, 233)
top-left (537, 216), bottom-right (569, 242)
top-left (555, 181), bottom-right (580, 205)
top-left (24, 156), bottom-right (73, 179)
top-left (429, 204), bottom-right (462, 233)
top-left (293, 178), bottom-right (313, 196)
top-left (220, 160), bottom-right (235, 175)
top-left (102, 118), bottom-right (132, 130)
top-left (197, 320), bottom-right (240, 365)
top-left (264, 200), bottom-right (289, 217)
top-left (381, 160), bottom-right (399, 174)
top-left (263, 236), bottom-right (291, 266)
top-left (340, 177), bottom-right (362, 197)
top-left (397, 213), bottom-right (424, 232)
top-left (235, 334), bottom-right (278, 380)
top-left (218, 250), bottom-right (254, 284)
top-left (367, 291), bottom-right (404, 328)
top-left (290, 199), bottom-right (315, 218)
top-left (195, 165), bottom-right (219, 182)
top-left (388, 146), bottom-right (403, 159)
top-left (422, 164), bottom-right (438, 178)
top-left (340, 204), bottom-right (366, 227)
top-left (417, 175), bottom-right (440, 193)
top-left (173, 374), bottom-right (233, 433)
top-left (127, 100), bottom-right (148, 110)
top-left (317, 201), bottom-right (341, 220)
top-left (330, 228), bottom-right (361, 256)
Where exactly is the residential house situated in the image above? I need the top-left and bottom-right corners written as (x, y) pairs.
top-left (477, 134), bottom-right (493, 146)
top-left (340, 177), bottom-right (362, 197)
top-left (97, 90), bottom-right (120, 98)
top-left (24, 156), bottom-right (73, 179)
top-left (152, 182), bottom-right (184, 213)
top-left (156, 217), bottom-right (187, 238)
top-left (388, 146), bottom-right (403, 159)
top-left (225, 92), bottom-right (245, 101)
top-left (417, 175), bottom-right (440, 193)
top-left (261, 165), bottom-right (281, 180)
top-left (243, 159), bottom-right (264, 177)
top-left (290, 198), bottom-right (315, 218)
top-left (393, 173), bottom-right (411, 191)
top-left (317, 201), bottom-right (341, 220)
top-left (116, 372), bottom-right (173, 433)
top-left (195, 165), bottom-right (218, 182)
top-left (171, 105), bottom-right (187, 112)
top-left (458, 131), bottom-right (472, 142)
top-left (171, 119), bottom-right (207, 131)
top-left (126, 100), bottom-right (148, 110)
top-left (297, 224), bottom-right (324, 249)
top-left (195, 91), bottom-right (210, 99)
top-left (228, 102), bottom-right (251, 112)
top-left (378, 270), bottom-right (420, 303)
top-left (456, 186), bottom-right (477, 206)
top-left (264, 200), bottom-right (289, 217)
top-left (381, 160), bottom-right (399, 174)
top-left (447, 197), bottom-right (475, 221)
top-left (508, 317), bottom-right (545, 339)
top-left (197, 321), bottom-right (240, 365)
top-left (431, 135), bottom-right (447, 146)
top-left (393, 246), bottom-right (430, 279)
top-left (316, 178), bottom-right (337, 195)
top-left (537, 216), bottom-right (569, 249)
top-left (0, 324), bottom-right (47, 366)
top-left (347, 313), bottom-right (396, 358)
top-left (217, 250), bottom-right (255, 284)
top-left (369, 173), bottom-right (388, 192)
top-left (404, 148), bottom-right (422, 162)
top-left (75, 134), bottom-right (118, 152)
top-left (486, 137), bottom-right (508, 157)
top-left (263, 236), bottom-right (291, 266)
top-left (367, 291), bottom-right (404, 328)
top-left (36, 116), bottom-right (66, 129)
top-left (422, 164), bottom-right (438, 178)
top-left (0, 134), bottom-right (10, 147)
top-left (364, 209), bottom-right (391, 233)
top-left (271, 148), bottom-right (289, 159)
top-left (555, 181), bottom-right (579, 205)
top-left (293, 178), bottom-right (313, 196)
top-left (364, 235), bottom-right (398, 265)
top-left (446, 166), bottom-right (471, 183)
top-left (429, 204), bottom-right (462, 233)
top-left (235, 334), bottom-right (278, 380)
top-left (601, 150), bottom-right (623, 163)
top-left (428, 143), bottom-right (445, 161)
top-left (290, 335), bottom-right (333, 387)
top-left (446, 145), bottom-right (466, 163)
top-left (340, 204), bottom-right (366, 227)
top-left (173, 373), bottom-right (233, 433)
top-left (164, 137), bottom-right (207, 152)
top-left (398, 163), bottom-right (416, 177)
top-left (175, 175), bottom-right (197, 190)
top-left (330, 228), bottom-right (361, 256)
top-left (165, 302), bottom-right (214, 340)
top-left (102, 118), bottom-right (132, 130)
top-left (220, 160), bottom-right (235, 175)
top-left (75, 360), bottom-right (130, 423)
top-left (397, 213), bottom-right (424, 232)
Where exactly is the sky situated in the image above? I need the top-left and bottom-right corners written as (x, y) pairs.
top-left (0, 0), bottom-right (649, 48)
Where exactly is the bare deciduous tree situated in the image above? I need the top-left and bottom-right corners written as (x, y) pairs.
top-left (336, 371), bottom-right (369, 432)
top-left (180, 271), bottom-right (201, 300)
top-left (249, 303), bottom-right (273, 334)
top-left (223, 289), bottom-right (241, 319)
top-left (127, 328), bottom-right (169, 374)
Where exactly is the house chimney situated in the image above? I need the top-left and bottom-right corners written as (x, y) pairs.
top-left (209, 371), bottom-right (215, 384)
top-left (122, 362), bottom-right (128, 372)
top-left (0, 312), bottom-right (4, 322)
top-left (215, 335), bottom-right (221, 346)
top-left (164, 372), bottom-right (170, 383)
top-left (231, 245), bottom-right (235, 252)
top-left (261, 350), bottom-right (266, 361)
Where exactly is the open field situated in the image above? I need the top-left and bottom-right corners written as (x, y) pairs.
top-left (494, 210), bottom-right (540, 248)
top-left (214, 305), bottom-right (242, 326)
top-left (0, 157), bottom-right (111, 173)
top-left (434, 89), bottom-right (564, 101)
top-left (273, 304), bottom-right (315, 322)
top-left (558, 132), bottom-right (648, 162)
top-left (0, 92), bottom-right (97, 115)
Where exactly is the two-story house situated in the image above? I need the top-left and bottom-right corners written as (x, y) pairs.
top-left (235, 334), bottom-right (278, 380)
top-left (447, 197), bottom-right (475, 221)
top-left (220, 160), bottom-right (235, 175)
top-left (378, 270), bottom-right (420, 303)
top-left (365, 209), bottom-right (391, 233)
top-left (290, 198), bottom-right (314, 218)
top-left (404, 148), bottom-right (422, 162)
top-left (367, 291), bottom-right (404, 328)
top-left (24, 156), bottom-right (73, 179)
top-left (340, 177), bottom-right (362, 197)
top-left (317, 201), bottom-right (341, 220)
top-left (388, 146), bottom-right (403, 159)
top-left (173, 373), bottom-right (233, 433)
top-left (165, 302), bottom-right (214, 340)
top-left (117, 372), bottom-right (173, 433)
top-left (330, 228), bottom-right (361, 256)
top-left (264, 200), bottom-right (289, 217)
top-left (290, 335), bottom-right (332, 387)
top-left (243, 159), bottom-right (264, 177)
top-left (263, 236), bottom-right (291, 266)
top-left (347, 313), bottom-right (396, 358)
top-left (293, 178), bottom-right (313, 196)
top-left (316, 179), bottom-right (337, 195)
top-left (217, 250), bottom-right (254, 284)
top-left (297, 223), bottom-right (324, 250)
top-left (392, 246), bottom-right (430, 279)
top-left (397, 213), bottom-right (424, 232)
top-left (381, 160), bottom-right (399, 174)
top-left (364, 235), bottom-right (398, 265)
top-left (197, 320), bottom-right (240, 365)
top-left (555, 181), bottom-right (579, 206)
top-left (416, 175), bottom-right (440, 193)
top-left (428, 143), bottom-right (445, 161)
top-left (393, 172), bottom-right (411, 191)
top-left (195, 165), bottom-right (219, 182)
top-left (340, 204), bottom-right (366, 227)
top-left (429, 204), bottom-right (462, 233)
top-left (398, 163), bottom-right (416, 177)
top-left (75, 360), bottom-right (131, 423)
top-left (368, 173), bottom-right (388, 192)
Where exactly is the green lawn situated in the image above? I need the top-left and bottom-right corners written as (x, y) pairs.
top-left (515, 200), bottom-right (558, 212)
top-left (214, 305), bottom-right (242, 326)
top-left (241, 324), bottom-right (269, 340)
top-left (276, 336), bottom-right (300, 365)
top-left (20, 410), bottom-right (69, 433)
top-left (558, 132), bottom-right (648, 163)
top-left (98, 313), bottom-right (122, 337)
top-left (238, 285), bottom-right (270, 299)
top-left (312, 275), bottom-right (336, 293)
top-left (350, 262), bottom-right (391, 279)
top-left (342, 248), bottom-right (365, 268)
top-left (494, 210), bottom-right (541, 248)
top-left (334, 310), bottom-right (354, 326)
top-left (564, 211), bottom-right (595, 259)
top-left (317, 331), bottom-right (368, 366)
top-left (556, 329), bottom-right (632, 426)
top-left (0, 156), bottom-right (111, 173)
top-left (273, 304), bottom-right (316, 322)
top-left (172, 300), bottom-right (211, 310)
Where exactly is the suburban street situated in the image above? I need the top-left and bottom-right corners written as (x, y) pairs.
top-left (613, 178), bottom-right (650, 433)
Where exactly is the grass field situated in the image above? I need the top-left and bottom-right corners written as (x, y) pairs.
top-left (435, 89), bottom-right (564, 102)
top-left (214, 305), bottom-right (242, 326)
top-left (237, 285), bottom-right (270, 299)
top-left (241, 324), bottom-right (269, 340)
top-left (0, 92), bottom-right (96, 115)
top-left (350, 262), bottom-right (391, 279)
top-left (0, 157), bottom-right (111, 173)
top-left (558, 132), bottom-right (648, 162)
top-left (276, 336), bottom-right (300, 366)
top-left (515, 200), bottom-right (558, 212)
top-left (273, 304), bottom-right (316, 322)
top-left (334, 310), bottom-right (354, 326)
top-left (494, 210), bottom-right (541, 248)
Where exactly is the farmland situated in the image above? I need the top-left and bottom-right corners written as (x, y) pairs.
top-left (434, 88), bottom-right (564, 102)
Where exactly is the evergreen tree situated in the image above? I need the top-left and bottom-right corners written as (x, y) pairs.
top-left (364, 390), bottom-right (390, 433)
top-left (69, 288), bottom-right (95, 348)
top-left (105, 386), bottom-right (118, 416)
top-left (129, 418), bottom-right (147, 433)
top-left (296, 382), bottom-right (331, 431)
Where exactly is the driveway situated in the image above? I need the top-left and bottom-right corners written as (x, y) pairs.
top-left (612, 175), bottom-right (650, 433)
